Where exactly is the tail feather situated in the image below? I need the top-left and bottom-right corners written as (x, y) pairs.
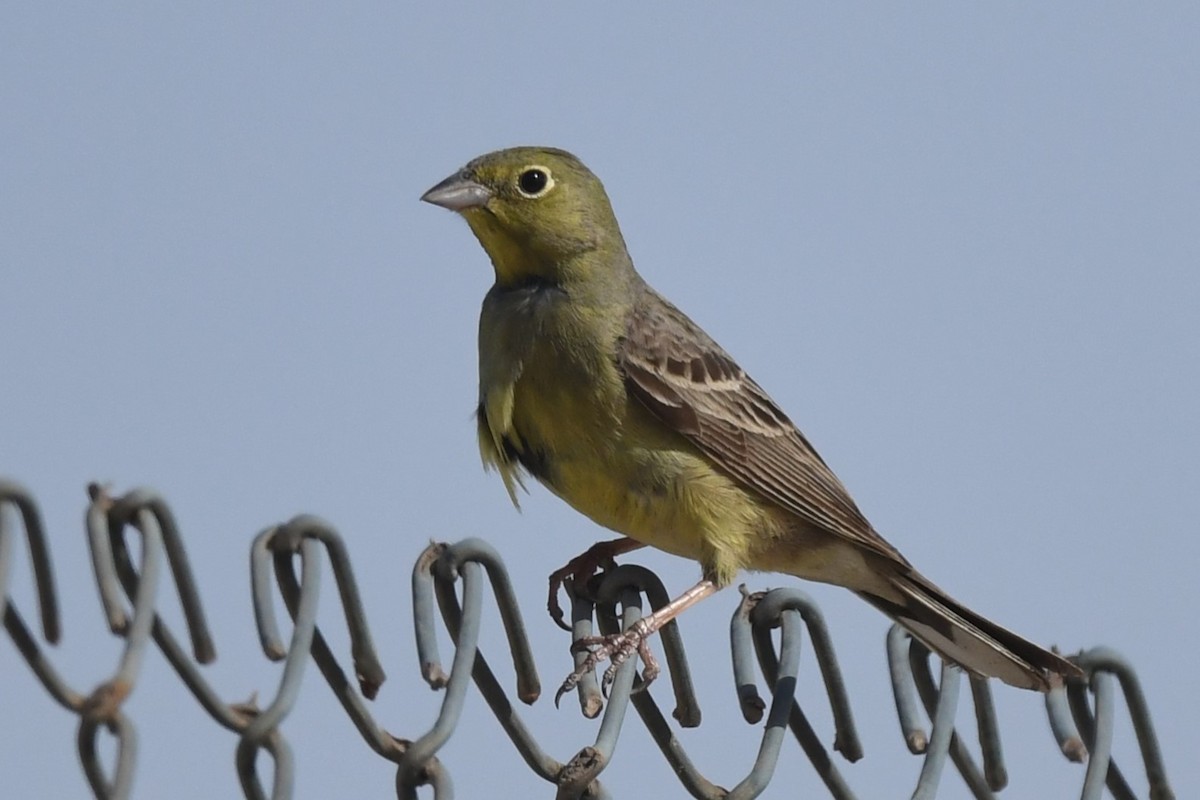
top-left (858, 571), bottom-right (1082, 691)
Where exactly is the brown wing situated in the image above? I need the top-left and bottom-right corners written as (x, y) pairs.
top-left (619, 285), bottom-right (907, 564)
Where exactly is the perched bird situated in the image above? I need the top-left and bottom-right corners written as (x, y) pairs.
top-left (421, 146), bottom-right (1081, 694)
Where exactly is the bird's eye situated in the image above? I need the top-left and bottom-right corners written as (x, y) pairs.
top-left (516, 167), bottom-right (553, 198)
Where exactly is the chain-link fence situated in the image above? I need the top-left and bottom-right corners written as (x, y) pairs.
top-left (0, 479), bottom-right (1176, 799)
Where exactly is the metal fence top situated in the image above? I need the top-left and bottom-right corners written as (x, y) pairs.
top-left (0, 481), bottom-right (1177, 800)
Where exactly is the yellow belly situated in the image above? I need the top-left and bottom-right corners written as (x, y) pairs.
top-left (508, 375), bottom-right (773, 585)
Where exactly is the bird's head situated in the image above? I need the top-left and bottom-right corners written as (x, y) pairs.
top-left (421, 147), bottom-right (630, 288)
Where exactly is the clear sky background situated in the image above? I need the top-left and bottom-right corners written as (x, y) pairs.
top-left (2, 5), bottom-right (1197, 799)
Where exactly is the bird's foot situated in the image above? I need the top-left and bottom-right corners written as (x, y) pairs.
top-left (547, 537), bottom-right (643, 631)
top-left (554, 620), bottom-right (661, 706)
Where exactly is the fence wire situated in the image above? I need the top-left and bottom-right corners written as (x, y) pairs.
top-left (0, 478), bottom-right (1177, 800)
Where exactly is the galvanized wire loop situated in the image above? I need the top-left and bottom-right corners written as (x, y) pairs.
top-left (77, 712), bottom-right (137, 800)
top-left (595, 583), bottom-right (656, 751)
top-left (590, 564), bottom-right (702, 725)
top-left (253, 516), bottom-right (386, 697)
top-left (242, 536), bottom-right (321, 759)
top-left (749, 588), bottom-right (862, 762)
top-left (968, 675), bottom-right (1007, 790)
top-left (1066, 647), bottom-right (1176, 800)
top-left (262, 519), bottom-right (406, 766)
top-left (398, 557), bottom-right (483, 795)
top-left (563, 576), bottom-right (605, 717)
top-left (1, 481), bottom-right (1179, 800)
top-left (436, 538), bottom-right (541, 703)
top-left (905, 634), bottom-right (1001, 798)
top-left (83, 498), bottom-right (166, 727)
top-left (1045, 678), bottom-right (1090, 762)
top-left (235, 729), bottom-right (294, 800)
top-left (0, 478), bottom-right (60, 642)
top-left (88, 485), bottom-right (215, 663)
top-left (416, 540), bottom-right (604, 799)
top-left (913, 660), bottom-right (964, 800)
top-left (739, 588), bottom-right (859, 800)
top-left (727, 606), bottom-right (806, 800)
top-left (887, 626), bottom-right (1019, 799)
top-left (1075, 670), bottom-right (1121, 800)
top-left (888, 624), bottom-right (930, 753)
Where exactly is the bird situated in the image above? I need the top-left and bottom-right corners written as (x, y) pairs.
top-left (420, 146), bottom-right (1082, 696)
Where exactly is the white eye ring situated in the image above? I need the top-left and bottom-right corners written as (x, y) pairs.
top-left (515, 166), bottom-right (554, 198)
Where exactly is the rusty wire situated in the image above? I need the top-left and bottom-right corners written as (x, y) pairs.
top-left (0, 479), bottom-right (1177, 800)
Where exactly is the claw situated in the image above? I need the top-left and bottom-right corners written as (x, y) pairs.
top-left (556, 576), bottom-right (716, 712)
top-left (547, 556), bottom-right (613, 631)
top-left (547, 569), bottom-right (579, 632)
top-left (555, 620), bottom-right (663, 705)
top-left (547, 537), bottom-right (646, 631)
top-left (554, 671), bottom-right (582, 708)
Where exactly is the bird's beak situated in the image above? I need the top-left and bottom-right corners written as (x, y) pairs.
top-left (420, 171), bottom-right (492, 212)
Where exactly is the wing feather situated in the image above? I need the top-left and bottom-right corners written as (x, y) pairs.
top-left (619, 287), bottom-right (906, 564)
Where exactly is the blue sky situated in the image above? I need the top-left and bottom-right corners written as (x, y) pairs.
top-left (2, 4), bottom-right (1196, 798)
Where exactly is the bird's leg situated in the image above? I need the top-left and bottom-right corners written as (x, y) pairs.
top-left (556, 578), bottom-right (717, 703)
top-left (548, 536), bottom-right (646, 631)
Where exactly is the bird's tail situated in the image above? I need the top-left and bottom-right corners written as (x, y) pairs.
top-left (856, 570), bottom-right (1082, 691)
